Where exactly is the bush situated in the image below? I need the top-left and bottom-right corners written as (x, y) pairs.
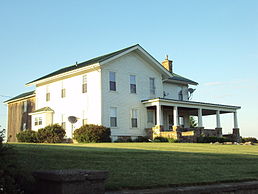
top-left (197, 136), bottom-right (230, 143)
top-left (114, 137), bottom-right (133, 143)
top-left (133, 136), bottom-right (149, 142)
top-left (73, 124), bottom-right (111, 143)
top-left (167, 138), bottom-right (179, 143)
top-left (38, 124), bottom-right (66, 143)
top-left (16, 130), bottom-right (39, 143)
top-left (242, 137), bottom-right (257, 143)
top-left (153, 136), bottom-right (168, 142)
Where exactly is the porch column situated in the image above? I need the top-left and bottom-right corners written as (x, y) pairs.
top-left (215, 110), bottom-right (222, 137)
top-left (233, 111), bottom-right (238, 128)
top-left (198, 108), bottom-right (203, 128)
top-left (216, 110), bottom-right (221, 128)
top-left (156, 103), bottom-right (163, 126)
top-left (173, 106), bottom-right (178, 127)
top-left (233, 111), bottom-right (240, 142)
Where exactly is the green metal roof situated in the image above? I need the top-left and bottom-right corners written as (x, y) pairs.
top-left (170, 73), bottom-right (198, 85)
top-left (26, 44), bottom-right (198, 85)
top-left (26, 44), bottom-right (139, 85)
top-left (4, 90), bottom-right (35, 103)
top-left (31, 107), bottom-right (54, 113)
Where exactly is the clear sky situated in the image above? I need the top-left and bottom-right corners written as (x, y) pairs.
top-left (0, 0), bottom-right (257, 137)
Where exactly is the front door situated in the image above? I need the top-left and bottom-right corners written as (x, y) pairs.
top-left (168, 113), bottom-right (173, 130)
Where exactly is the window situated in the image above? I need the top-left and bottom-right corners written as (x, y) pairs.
top-left (149, 77), bottom-right (155, 95)
top-left (109, 72), bottom-right (116, 91)
top-left (147, 110), bottom-right (154, 123)
top-left (82, 110), bottom-right (87, 125)
top-left (34, 117), bottom-right (38, 126)
top-left (23, 123), bottom-right (27, 130)
top-left (46, 86), bottom-right (50, 101)
top-left (179, 90), bottom-right (183, 101)
top-left (23, 101), bottom-right (28, 112)
top-left (130, 75), bottom-right (136, 93)
top-left (110, 107), bottom-right (117, 127)
top-left (61, 88), bottom-right (66, 98)
top-left (39, 117), bottom-right (42, 125)
top-left (82, 119), bottom-right (87, 125)
top-left (131, 109), bottom-right (138, 128)
top-left (82, 75), bottom-right (87, 93)
top-left (61, 114), bottom-right (66, 129)
top-left (34, 117), bottom-right (42, 126)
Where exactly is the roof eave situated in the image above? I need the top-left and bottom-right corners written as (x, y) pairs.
top-left (164, 78), bottom-right (198, 86)
top-left (4, 94), bottom-right (35, 104)
top-left (26, 63), bottom-right (100, 86)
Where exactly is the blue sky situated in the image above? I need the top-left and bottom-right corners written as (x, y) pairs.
top-left (0, 0), bottom-right (257, 137)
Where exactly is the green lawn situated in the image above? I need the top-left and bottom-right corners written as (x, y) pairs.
top-left (10, 143), bottom-right (258, 190)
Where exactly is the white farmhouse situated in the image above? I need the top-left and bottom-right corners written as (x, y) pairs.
top-left (5, 44), bottom-right (241, 142)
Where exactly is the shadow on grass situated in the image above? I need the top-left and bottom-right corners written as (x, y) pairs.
top-left (9, 143), bottom-right (258, 190)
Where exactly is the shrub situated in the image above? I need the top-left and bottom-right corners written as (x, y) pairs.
top-left (38, 124), bottom-right (66, 143)
top-left (73, 124), bottom-right (111, 143)
top-left (16, 130), bottom-right (39, 143)
top-left (133, 136), bottom-right (149, 142)
top-left (197, 136), bottom-right (230, 143)
top-left (114, 138), bottom-right (131, 143)
top-left (167, 138), bottom-right (179, 143)
top-left (242, 137), bottom-right (257, 143)
top-left (153, 136), bottom-right (168, 142)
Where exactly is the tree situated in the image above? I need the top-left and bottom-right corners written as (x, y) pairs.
top-left (189, 116), bottom-right (197, 128)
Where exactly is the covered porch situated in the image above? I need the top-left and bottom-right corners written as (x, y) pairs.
top-left (142, 98), bottom-right (241, 142)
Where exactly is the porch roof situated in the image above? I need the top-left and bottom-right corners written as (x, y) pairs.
top-left (142, 98), bottom-right (240, 115)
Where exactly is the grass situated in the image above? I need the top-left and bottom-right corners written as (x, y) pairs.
top-left (9, 143), bottom-right (258, 190)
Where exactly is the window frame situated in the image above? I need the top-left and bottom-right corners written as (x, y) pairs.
top-left (61, 88), bottom-right (66, 98)
top-left (46, 86), bottom-right (50, 102)
top-left (178, 90), bottom-right (183, 101)
top-left (129, 75), bottom-right (137, 94)
top-left (110, 107), bottom-right (117, 127)
top-left (131, 108), bottom-right (139, 128)
top-left (109, 71), bottom-right (116, 91)
top-left (149, 77), bottom-right (155, 95)
top-left (82, 75), bottom-right (87, 93)
top-left (23, 101), bottom-right (28, 113)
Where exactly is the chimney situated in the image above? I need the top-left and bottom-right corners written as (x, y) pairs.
top-left (162, 55), bottom-right (173, 73)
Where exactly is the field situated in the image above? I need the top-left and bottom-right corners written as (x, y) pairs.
top-left (10, 143), bottom-right (258, 190)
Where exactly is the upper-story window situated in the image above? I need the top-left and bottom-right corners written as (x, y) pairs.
top-left (110, 107), bottom-right (117, 127)
top-left (61, 88), bottom-right (66, 98)
top-left (61, 81), bottom-right (66, 98)
top-left (46, 86), bottom-right (50, 101)
top-left (131, 109), bottom-right (138, 128)
top-left (149, 77), bottom-right (155, 95)
top-left (23, 101), bottom-right (28, 112)
top-left (179, 90), bottom-right (183, 101)
top-left (82, 75), bottom-right (87, 93)
top-left (109, 72), bottom-right (116, 91)
top-left (130, 75), bottom-right (136, 93)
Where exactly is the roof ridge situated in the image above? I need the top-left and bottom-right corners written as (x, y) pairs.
top-left (26, 44), bottom-right (139, 85)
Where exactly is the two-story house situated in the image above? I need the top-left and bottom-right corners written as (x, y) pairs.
top-left (5, 44), bottom-right (241, 142)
